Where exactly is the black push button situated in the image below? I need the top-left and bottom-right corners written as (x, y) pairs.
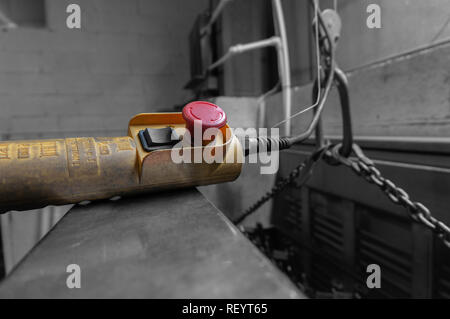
top-left (138, 127), bottom-right (180, 152)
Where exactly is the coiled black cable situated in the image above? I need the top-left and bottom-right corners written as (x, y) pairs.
top-left (243, 136), bottom-right (292, 157)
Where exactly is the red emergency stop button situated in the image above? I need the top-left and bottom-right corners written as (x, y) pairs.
top-left (182, 101), bottom-right (227, 140)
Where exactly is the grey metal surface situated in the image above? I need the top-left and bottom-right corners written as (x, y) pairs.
top-left (0, 188), bottom-right (303, 299)
top-left (271, 140), bottom-right (450, 298)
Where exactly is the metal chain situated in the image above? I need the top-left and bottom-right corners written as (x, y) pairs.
top-left (326, 143), bottom-right (450, 248)
top-left (236, 5), bottom-right (450, 248)
top-left (234, 146), bottom-right (329, 224)
top-left (237, 142), bottom-right (450, 249)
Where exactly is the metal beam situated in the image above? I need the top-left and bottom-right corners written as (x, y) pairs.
top-left (0, 188), bottom-right (304, 298)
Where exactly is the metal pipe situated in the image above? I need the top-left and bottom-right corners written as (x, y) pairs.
top-left (204, 0), bottom-right (292, 137)
top-left (288, 1), bottom-right (336, 145)
top-left (272, 0), bottom-right (292, 137)
top-left (209, 37), bottom-right (280, 71)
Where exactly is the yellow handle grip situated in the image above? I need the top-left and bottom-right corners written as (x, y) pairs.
top-left (0, 113), bottom-right (243, 213)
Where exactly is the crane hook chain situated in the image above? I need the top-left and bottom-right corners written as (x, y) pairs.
top-left (326, 143), bottom-right (450, 248)
top-left (237, 5), bottom-right (450, 249)
top-left (237, 142), bottom-right (450, 249)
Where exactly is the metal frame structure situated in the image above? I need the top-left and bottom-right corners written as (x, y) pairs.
top-left (0, 188), bottom-right (305, 298)
top-left (204, 0), bottom-right (292, 136)
top-left (272, 136), bottom-right (450, 298)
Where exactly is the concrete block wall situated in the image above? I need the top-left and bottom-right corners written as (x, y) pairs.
top-left (266, 41), bottom-right (450, 138)
top-left (0, 0), bottom-right (208, 140)
top-left (0, 0), bottom-right (209, 275)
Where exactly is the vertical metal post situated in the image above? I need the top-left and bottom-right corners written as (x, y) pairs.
top-left (272, 0), bottom-right (292, 136)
